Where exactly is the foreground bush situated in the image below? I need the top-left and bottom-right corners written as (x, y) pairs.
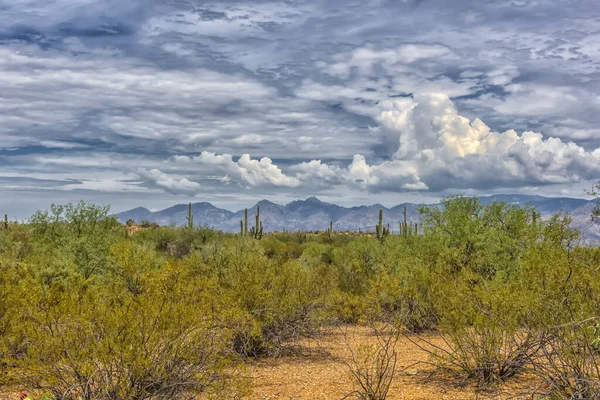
top-left (531, 319), bottom-right (600, 400)
top-left (2, 259), bottom-right (247, 400)
top-left (403, 197), bottom-right (595, 388)
top-left (343, 324), bottom-right (400, 400)
top-left (188, 238), bottom-right (333, 356)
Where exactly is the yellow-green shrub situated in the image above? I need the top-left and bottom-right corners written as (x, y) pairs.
top-left (3, 261), bottom-right (247, 399)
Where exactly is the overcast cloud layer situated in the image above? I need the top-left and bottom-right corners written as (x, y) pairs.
top-left (1, 0), bottom-right (600, 216)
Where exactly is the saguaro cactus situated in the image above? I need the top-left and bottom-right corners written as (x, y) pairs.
top-left (186, 203), bottom-right (194, 229)
top-left (256, 206), bottom-right (260, 233)
top-left (244, 208), bottom-right (249, 236)
top-left (249, 206), bottom-right (263, 240)
top-left (3, 214), bottom-right (7, 231)
top-left (403, 206), bottom-right (408, 236)
top-left (327, 220), bottom-right (334, 238)
top-left (376, 208), bottom-right (389, 241)
top-left (296, 229), bottom-right (307, 244)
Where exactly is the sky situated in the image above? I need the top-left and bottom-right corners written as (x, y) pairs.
top-left (1, 0), bottom-right (600, 217)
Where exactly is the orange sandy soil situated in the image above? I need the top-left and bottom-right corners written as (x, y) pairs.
top-left (244, 325), bottom-right (542, 400)
top-left (0, 325), bottom-right (544, 400)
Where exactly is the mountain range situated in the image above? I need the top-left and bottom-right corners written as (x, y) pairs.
top-left (115, 195), bottom-right (600, 240)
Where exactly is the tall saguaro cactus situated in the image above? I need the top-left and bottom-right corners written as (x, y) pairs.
top-left (403, 206), bottom-right (408, 236)
top-left (327, 220), bottom-right (334, 239)
top-left (3, 214), bottom-right (7, 231)
top-left (376, 208), bottom-right (389, 241)
top-left (244, 208), bottom-right (249, 236)
top-left (249, 206), bottom-right (263, 240)
top-left (186, 203), bottom-right (194, 229)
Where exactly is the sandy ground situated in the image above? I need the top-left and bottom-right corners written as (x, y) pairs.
top-left (245, 325), bottom-right (541, 400)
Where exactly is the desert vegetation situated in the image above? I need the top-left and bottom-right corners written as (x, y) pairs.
top-left (1, 195), bottom-right (600, 399)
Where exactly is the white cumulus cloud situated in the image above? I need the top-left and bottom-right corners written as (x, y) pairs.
top-left (136, 168), bottom-right (201, 194)
top-left (168, 93), bottom-right (600, 194)
top-left (174, 152), bottom-right (301, 188)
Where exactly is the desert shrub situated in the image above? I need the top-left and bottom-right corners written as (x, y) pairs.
top-left (107, 240), bottom-right (162, 295)
top-left (2, 262), bottom-right (247, 400)
top-left (351, 233), bottom-right (442, 331)
top-left (28, 201), bottom-right (123, 278)
top-left (419, 196), bottom-right (538, 278)
top-left (300, 242), bottom-right (335, 266)
top-left (366, 267), bottom-right (438, 332)
top-left (402, 196), bottom-right (559, 386)
top-left (134, 225), bottom-right (217, 258)
top-left (588, 181), bottom-right (600, 224)
top-left (184, 238), bottom-right (333, 356)
top-left (333, 238), bottom-right (382, 296)
top-left (261, 237), bottom-right (304, 260)
top-left (139, 219), bottom-right (153, 228)
top-left (330, 292), bottom-right (369, 324)
top-left (407, 198), bottom-right (599, 389)
top-left (407, 268), bottom-right (539, 387)
top-left (342, 323), bottom-right (400, 400)
top-left (0, 224), bottom-right (32, 261)
top-left (530, 318), bottom-right (600, 400)
top-left (520, 241), bottom-right (600, 399)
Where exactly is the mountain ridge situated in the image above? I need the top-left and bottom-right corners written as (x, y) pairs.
top-left (115, 195), bottom-right (599, 239)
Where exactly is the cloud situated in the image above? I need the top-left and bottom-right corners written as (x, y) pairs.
top-left (0, 0), bottom-right (146, 38)
top-left (0, 47), bottom-right (274, 146)
top-left (182, 93), bottom-right (600, 194)
top-left (321, 43), bottom-right (457, 79)
top-left (174, 152), bottom-right (301, 188)
top-left (141, 2), bottom-right (310, 40)
top-left (289, 160), bottom-right (345, 185)
top-left (39, 140), bottom-right (89, 149)
top-left (364, 93), bottom-right (600, 190)
top-left (466, 83), bottom-right (600, 118)
top-left (0, 44), bottom-right (371, 160)
top-left (136, 168), bottom-right (201, 195)
top-left (60, 179), bottom-right (146, 192)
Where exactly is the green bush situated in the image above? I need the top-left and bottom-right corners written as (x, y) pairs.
top-left (2, 260), bottom-right (247, 399)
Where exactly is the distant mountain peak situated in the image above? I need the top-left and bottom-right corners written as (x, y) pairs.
top-left (128, 206), bottom-right (150, 212)
top-left (257, 199), bottom-right (277, 207)
top-left (192, 202), bottom-right (217, 208)
top-left (305, 196), bottom-right (322, 203)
